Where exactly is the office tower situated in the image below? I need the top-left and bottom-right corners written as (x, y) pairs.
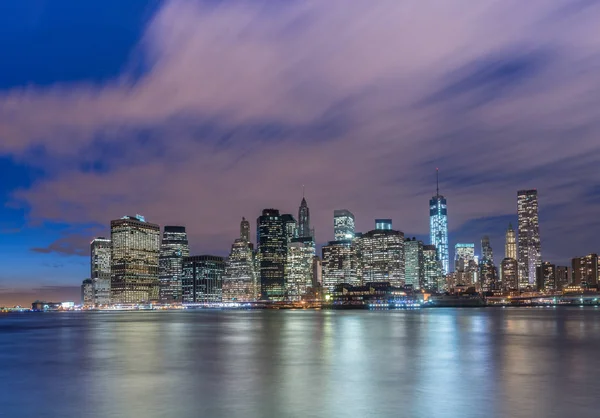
top-left (322, 240), bottom-right (358, 291)
top-left (81, 279), bottom-right (94, 306)
top-left (572, 254), bottom-right (598, 286)
top-left (481, 236), bottom-right (493, 264)
top-left (501, 258), bottom-right (518, 291)
top-left (423, 244), bottom-right (442, 292)
top-left (375, 219), bottom-right (392, 230)
top-left (158, 226), bottom-right (189, 303)
top-left (110, 215), bottom-right (160, 304)
top-left (90, 237), bottom-right (111, 305)
top-left (455, 243), bottom-right (475, 271)
top-left (297, 194), bottom-right (313, 239)
top-left (223, 232), bottom-right (257, 302)
top-left (182, 255), bottom-right (225, 303)
top-left (555, 266), bottom-right (571, 290)
top-left (404, 238), bottom-right (424, 289)
top-left (355, 229), bottom-right (405, 287)
top-left (312, 255), bottom-right (322, 288)
top-left (517, 189), bottom-right (541, 288)
top-left (505, 223), bottom-right (517, 260)
top-left (257, 209), bottom-right (287, 300)
top-left (334, 209), bottom-right (355, 240)
top-left (536, 262), bottom-right (556, 292)
top-left (281, 214), bottom-right (298, 243)
top-left (479, 259), bottom-right (497, 291)
top-left (430, 169), bottom-right (449, 274)
top-left (240, 217), bottom-right (250, 242)
top-left (285, 237), bottom-right (316, 301)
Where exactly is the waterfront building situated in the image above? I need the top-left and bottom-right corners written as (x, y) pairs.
top-left (481, 236), bottom-right (494, 264)
top-left (334, 209), bottom-right (355, 240)
top-left (355, 229), bottom-right (405, 287)
top-left (182, 255), bottom-right (225, 303)
top-left (536, 262), bottom-right (556, 292)
top-left (158, 226), bottom-right (189, 303)
top-left (572, 254), bottom-right (598, 287)
top-left (423, 244), bottom-right (442, 292)
top-left (517, 189), bottom-right (541, 288)
top-left (455, 243), bottom-right (475, 272)
top-left (430, 170), bottom-right (449, 274)
top-left (501, 258), bottom-right (518, 291)
top-left (285, 237), bottom-right (316, 301)
top-left (110, 215), bottom-right (160, 304)
top-left (257, 209), bottom-right (287, 300)
top-left (81, 279), bottom-right (93, 306)
top-left (90, 237), bottom-right (111, 305)
top-left (404, 238), bottom-right (424, 289)
top-left (505, 223), bottom-right (517, 260)
top-left (222, 231), bottom-right (257, 302)
top-left (322, 240), bottom-right (358, 291)
top-left (375, 219), bottom-right (393, 231)
top-left (555, 266), bottom-right (572, 290)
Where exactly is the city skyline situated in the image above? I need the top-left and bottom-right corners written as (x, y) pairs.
top-left (2, 1), bottom-right (600, 306)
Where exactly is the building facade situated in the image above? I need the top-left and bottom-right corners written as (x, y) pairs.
top-left (455, 243), bottom-right (475, 272)
top-left (334, 209), bottom-right (355, 241)
top-left (536, 262), bottom-right (556, 292)
top-left (285, 237), bottom-right (315, 301)
top-left (481, 236), bottom-right (493, 264)
top-left (322, 240), bottom-right (358, 291)
top-left (257, 209), bottom-right (287, 300)
top-left (572, 254), bottom-right (598, 287)
top-left (110, 215), bottom-right (160, 304)
top-left (501, 258), bottom-right (518, 291)
top-left (404, 238), bottom-right (424, 289)
top-left (222, 218), bottom-right (257, 302)
top-left (479, 259), bottom-right (497, 291)
top-left (182, 255), bottom-right (225, 303)
top-left (158, 226), bottom-right (189, 303)
top-left (505, 223), bottom-right (517, 260)
top-left (517, 189), bottom-right (541, 288)
top-left (297, 196), bottom-right (313, 239)
top-left (423, 244), bottom-right (442, 292)
top-left (430, 174), bottom-right (449, 274)
top-left (375, 219), bottom-right (393, 231)
top-left (356, 229), bottom-right (405, 287)
top-left (81, 279), bottom-right (94, 306)
top-left (91, 237), bottom-right (111, 305)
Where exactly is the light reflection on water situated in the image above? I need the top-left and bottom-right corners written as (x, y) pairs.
top-left (1, 308), bottom-right (600, 418)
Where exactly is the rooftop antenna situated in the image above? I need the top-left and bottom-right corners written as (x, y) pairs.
top-left (436, 168), bottom-right (439, 196)
top-left (302, 184), bottom-right (305, 199)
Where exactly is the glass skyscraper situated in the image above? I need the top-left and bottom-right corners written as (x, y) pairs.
top-left (430, 171), bottom-right (449, 275)
top-left (257, 209), bottom-right (287, 301)
top-left (321, 240), bottom-right (358, 292)
top-left (333, 209), bottom-right (355, 240)
top-left (355, 229), bottom-right (405, 287)
top-left (182, 255), bottom-right (225, 303)
top-left (91, 237), bottom-right (111, 306)
top-left (423, 244), bottom-right (442, 291)
top-left (158, 226), bottom-right (189, 303)
top-left (404, 238), bottom-right (424, 289)
top-left (517, 189), bottom-right (541, 288)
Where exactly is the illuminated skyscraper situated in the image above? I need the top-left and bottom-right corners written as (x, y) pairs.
top-left (158, 226), bottom-right (189, 303)
top-left (423, 244), bottom-right (442, 291)
top-left (334, 209), bottom-right (355, 240)
top-left (81, 279), bottom-right (94, 306)
top-left (479, 259), bottom-right (498, 291)
top-left (501, 258), bottom-right (518, 291)
top-left (281, 214), bottom-right (298, 243)
top-left (110, 215), bottom-right (160, 304)
top-left (257, 209), bottom-right (287, 300)
top-left (182, 255), bottom-right (225, 303)
top-left (454, 243), bottom-right (475, 271)
top-left (517, 190), bottom-right (541, 288)
top-left (297, 194), bottom-right (313, 239)
top-left (572, 254), bottom-right (598, 286)
top-left (430, 170), bottom-right (449, 274)
top-left (240, 217), bottom-right (250, 242)
top-left (505, 223), bottom-right (517, 260)
top-left (536, 262), bottom-right (556, 292)
top-left (404, 238), bottom-right (424, 289)
top-left (285, 237), bottom-right (315, 300)
top-left (356, 229), bottom-right (405, 287)
top-left (223, 226), bottom-right (257, 303)
top-left (91, 237), bottom-right (111, 305)
top-left (322, 240), bottom-right (358, 291)
top-left (481, 236), bottom-right (493, 264)
top-left (375, 219), bottom-right (392, 230)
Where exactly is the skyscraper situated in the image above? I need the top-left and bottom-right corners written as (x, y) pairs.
top-left (240, 217), bottom-right (250, 242)
top-left (355, 229), bottom-right (405, 287)
top-left (334, 209), bottom-right (355, 240)
top-left (110, 215), bottom-right (160, 304)
top-left (257, 209), bottom-right (287, 301)
top-left (81, 279), bottom-right (94, 306)
top-left (423, 244), bottom-right (442, 292)
top-left (375, 219), bottom-right (392, 230)
top-left (501, 258), bottom-right (518, 291)
top-left (536, 262), bottom-right (556, 292)
top-left (517, 189), bottom-right (541, 288)
top-left (454, 243), bottom-right (475, 271)
top-left (555, 266), bottom-right (572, 290)
top-left (285, 238), bottom-right (315, 300)
top-left (158, 226), bottom-right (189, 303)
top-left (222, 236), bottom-right (257, 303)
top-left (430, 169), bottom-right (449, 274)
top-left (297, 194), bottom-right (313, 239)
top-left (479, 259), bottom-right (498, 291)
top-left (481, 236), bottom-right (493, 264)
top-left (281, 213), bottom-right (298, 243)
top-left (321, 240), bottom-right (358, 291)
top-left (90, 237), bottom-right (111, 305)
top-left (505, 223), bottom-right (517, 260)
top-left (572, 254), bottom-right (598, 287)
top-left (182, 255), bottom-right (225, 303)
top-left (404, 238), bottom-right (424, 289)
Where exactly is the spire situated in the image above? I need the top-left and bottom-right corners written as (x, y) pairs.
top-left (436, 168), bottom-right (439, 196)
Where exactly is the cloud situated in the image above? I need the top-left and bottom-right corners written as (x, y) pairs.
top-left (0, 285), bottom-right (81, 307)
top-left (30, 231), bottom-right (98, 257)
top-left (1, 0), bottom-right (600, 265)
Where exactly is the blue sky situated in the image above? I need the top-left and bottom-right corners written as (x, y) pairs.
top-left (1, 0), bottom-right (600, 305)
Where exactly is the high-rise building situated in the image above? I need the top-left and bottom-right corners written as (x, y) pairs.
top-left (334, 209), bottom-right (355, 240)
top-left (375, 219), bottom-right (392, 230)
top-left (555, 266), bottom-right (571, 290)
top-left (110, 215), bottom-right (160, 304)
top-left (281, 214), bottom-right (298, 243)
top-left (285, 237), bottom-right (316, 301)
top-left (223, 230), bottom-right (257, 303)
top-left (505, 223), bottom-right (517, 260)
top-left (158, 226), bottom-right (189, 303)
top-left (572, 254), bottom-right (598, 287)
top-left (182, 255), bottom-right (225, 303)
top-left (257, 209), bottom-right (287, 301)
top-left (297, 195), bottom-right (313, 239)
top-left (81, 279), bottom-right (94, 306)
top-left (501, 258), bottom-right (518, 291)
top-left (240, 217), bottom-right (251, 242)
top-left (91, 237), bottom-right (111, 306)
top-left (479, 259), bottom-right (497, 291)
top-left (454, 243), bottom-right (475, 271)
top-left (536, 262), bottom-right (556, 292)
top-left (481, 236), bottom-right (493, 264)
top-left (423, 244), bottom-right (442, 292)
top-left (404, 238), bottom-right (424, 289)
top-left (517, 189), bottom-right (541, 288)
top-left (312, 255), bottom-right (322, 288)
top-left (355, 229), bottom-right (405, 287)
top-left (430, 170), bottom-right (449, 274)
top-left (321, 240), bottom-right (358, 291)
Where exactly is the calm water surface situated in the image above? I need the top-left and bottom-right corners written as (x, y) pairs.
top-left (1, 308), bottom-right (600, 418)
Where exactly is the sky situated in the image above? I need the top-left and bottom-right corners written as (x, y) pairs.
top-left (1, 0), bottom-right (600, 306)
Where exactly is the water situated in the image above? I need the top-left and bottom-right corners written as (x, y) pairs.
top-left (1, 308), bottom-right (600, 418)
